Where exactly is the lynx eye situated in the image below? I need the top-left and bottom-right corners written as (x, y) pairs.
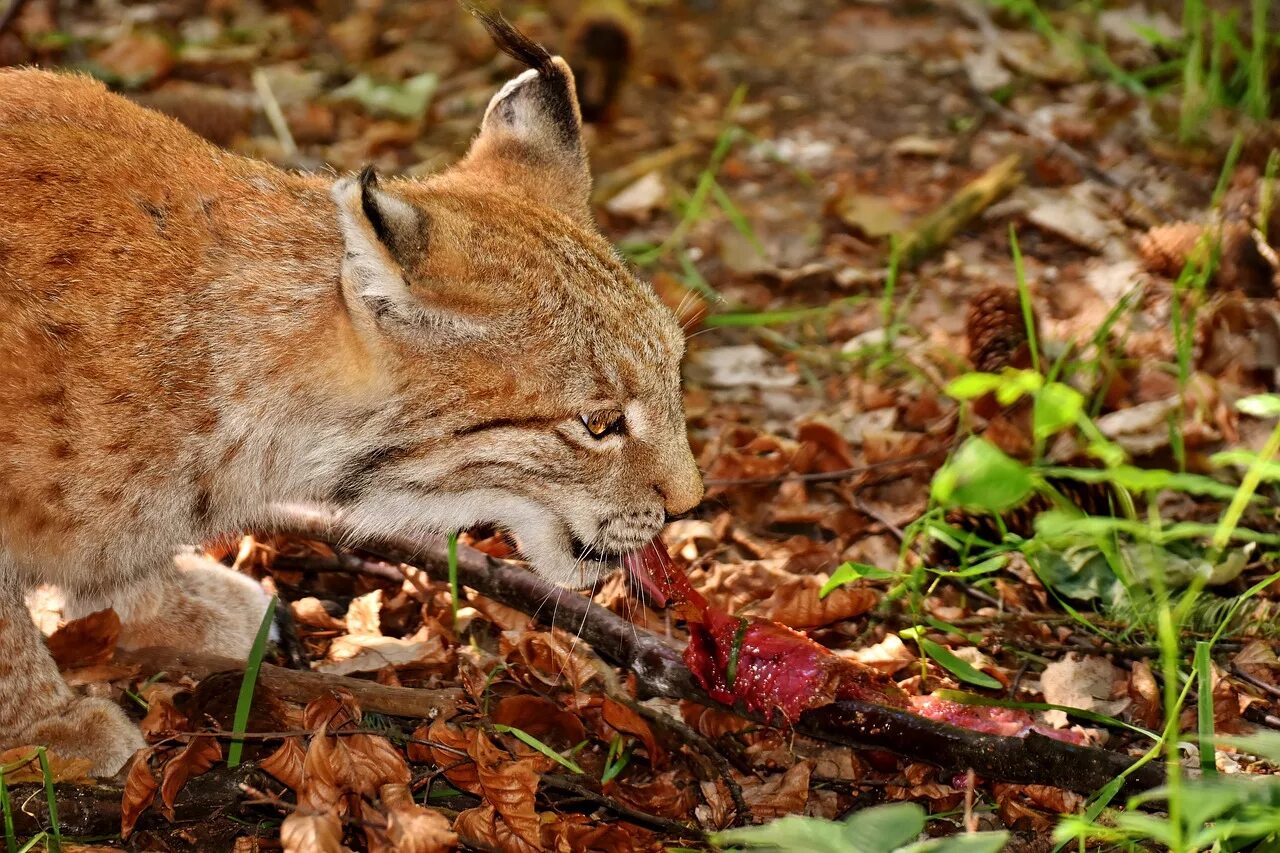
top-left (581, 409), bottom-right (624, 439)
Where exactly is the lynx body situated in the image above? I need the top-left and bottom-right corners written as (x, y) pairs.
top-left (0, 22), bottom-right (701, 774)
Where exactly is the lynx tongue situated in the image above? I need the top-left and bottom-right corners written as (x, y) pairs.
top-left (621, 539), bottom-right (706, 615)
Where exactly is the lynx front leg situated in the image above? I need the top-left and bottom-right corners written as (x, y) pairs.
top-left (0, 583), bottom-right (144, 777)
top-left (115, 553), bottom-right (272, 659)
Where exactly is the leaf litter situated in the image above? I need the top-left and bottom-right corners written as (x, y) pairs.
top-left (5, 0), bottom-right (1280, 850)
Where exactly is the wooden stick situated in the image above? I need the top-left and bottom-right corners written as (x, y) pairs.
top-left (268, 506), bottom-right (1166, 798)
top-left (116, 646), bottom-right (463, 720)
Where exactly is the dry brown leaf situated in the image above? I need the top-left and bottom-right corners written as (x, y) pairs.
top-left (139, 691), bottom-right (190, 743)
top-left (846, 633), bottom-right (916, 675)
top-left (611, 770), bottom-right (699, 821)
top-left (1126, 659), bottom-right (1161, 730)
top-left (120, 749), bottom-right (159, 839)
top-left (346, 589), bottom-right (383, 636)
top-left (293, 597), bottom-right (346, 631)
top-left (262, 737), bottom-right (307, 791)
top-left (159, 735), bottom-right (222, 816)
top-left (600, 698), bottom-right (663, 766)
top-left (742, 761), bottom-right (811, 821)
top-left (750, 574), bottom-right (878, 629)
top-left (300, 729), bottom-right (410, 813)
top-left (0, 746), bottom-right (93, 784)
top-left (318, 629), bottom-right (449, 676)
top-left (303, 689), bottom-right (362, 731)
top-left (493, 694), bottom-right (587, 752)
top-left (469, 730), bottom-right (542, 849)
top-left (419, 716), bottom-right (481, 795)
top-left (366, 783), bottom-right (457, 853)
top-left (281, 811), bottom-right (349, 853)
top-left (542, 813), bottom-right (644, 852)
top-left (679, 701), bottom-right (756, 739)
top-left (46, 608), bottom-right (120, 669)
top-left (453, 804), bottom-right (540, 853)
top-left (501, 629), bottom-right (598, 691)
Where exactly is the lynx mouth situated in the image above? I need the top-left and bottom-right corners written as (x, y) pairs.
top-left (568, 535), bottom-right (628, 565)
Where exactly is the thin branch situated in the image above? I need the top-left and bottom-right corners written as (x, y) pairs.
top-left (268, 506), bottom-right (1166, 798)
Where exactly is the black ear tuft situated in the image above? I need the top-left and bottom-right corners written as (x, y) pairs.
top-left (463, 3), bottom-right (555, 75)
top-left (358, 165), bottom-right (393, 249)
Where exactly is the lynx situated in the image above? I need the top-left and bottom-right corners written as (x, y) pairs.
top-left (0, 15), bottom-right (702, 775)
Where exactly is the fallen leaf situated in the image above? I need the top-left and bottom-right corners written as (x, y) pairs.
top-left (366, 783), bottom-right (457, 853)
top-left (281, 812), bottom-right (349, 853)
top-left (261, 737), bottom-right (307, 791)
top-left (470, 731), bottom-right (543, 849)
top-left (120, 749), bottom-right (159, 839)
top-left (47, 608), bottom-right (120, 669)
top-left (1039, 655), bottom-right (1128, 727)
top-left (160, 735), bottom-right (222, 816)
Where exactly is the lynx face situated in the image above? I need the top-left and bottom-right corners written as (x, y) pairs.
top-left (322, 22), bottom-right (702, 587)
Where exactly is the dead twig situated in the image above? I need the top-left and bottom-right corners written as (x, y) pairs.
top-left (541, 774), bottom-right (705, 839)
top-left (268, 506), bottom-right (1166, 798)
top-left (116, 646), bottom-right (463, 720)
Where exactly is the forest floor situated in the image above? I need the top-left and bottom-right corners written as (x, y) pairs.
top-left (3, 0), bottom-right (1280, 851)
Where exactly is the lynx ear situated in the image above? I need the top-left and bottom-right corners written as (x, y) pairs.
top-left (331, 167), bottom-right (444, 329)
top-left (458, 7), bottom-right (592, 224)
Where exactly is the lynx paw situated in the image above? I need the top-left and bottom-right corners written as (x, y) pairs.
top-left (10, 695), bottom-right (145, 778)
top-left (117, 554), bottom-right (272, 659)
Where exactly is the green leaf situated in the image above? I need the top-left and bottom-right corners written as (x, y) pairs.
top-left (945, 372), bottom-right (1003, 400)
top-left (915, 637), bottom-right (1002, 689)
top-left (821, 562), bottom-right (898, 597)
top-left (331, 72), bottom-right (438, 119)
top-left (1237, 393), bottom-right (1280, 418)
top-left (711, 813), bottom-right (859, 853)
top-left (995, 369), bottom-right (1042, 406)
top-left (1033, 382), bottom-right (1084, 441)
top-left (899, 833), bottom-right (1010, 853)
top-left (1043, 465), bottom-right (1238, 499)
top-left (492, 725), bottom-right (584, 775)
top-left (931, 438), bottom-right (1035, 512)
top-left (842, 802), bottom-right (926, 851)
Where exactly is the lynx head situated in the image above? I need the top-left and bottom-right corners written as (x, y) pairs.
top-left (326, 9), bottom-right (702, 587)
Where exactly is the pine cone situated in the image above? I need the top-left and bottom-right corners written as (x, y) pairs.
top-left (1138, 221), bottom-right (1276, 297)
top-left (966, 286), bottom-right (1035, 374)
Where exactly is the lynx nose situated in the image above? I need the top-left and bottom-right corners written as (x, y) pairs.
top-left (656, 453), bottom-right (703, 517)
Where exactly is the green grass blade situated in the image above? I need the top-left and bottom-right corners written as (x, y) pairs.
top-left (35, 748), bottom-right (58, 853)
top-left (1, 766), bottom-right (14, 853)
top-left (1009, 226), bottom-right (1040, 374)
top-left (448, 531), bottom-right (460, 623)
top-left (492, 725), bottom-right (584, 775)
top-left (13, 833), bottom-right (44, 853)
top-left (1195, 640), bottom-right (1216, 777)
top-left (227, 595), bottom-right (278, 769)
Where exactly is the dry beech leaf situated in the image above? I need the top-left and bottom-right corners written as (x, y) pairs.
top-left (46, 608), bottom-right (120, 669)
top-left (469, 596), bottom-right (532, 632)
top-left (366, 783), bottom-right (456, 853)
top-left (318, 628), bottom-right (451, 677)
top-left (749, 574), bottom-right (878, 629)
top-left (159, 735), bottom-right (222, 816)
top-left (544, 814), bottom-right (644, 852)
top-left (421, 716), bottom-right (481, 795)
top-left (281, 811), bottom-right (349, 853)
top-left (601, 698), bottom-right (663, 766)
top-left (612, 770), bottom-right (699, 821)
top-left (0, 746), bottom-right (92, 785)
top-left (303, 689), bottom-right (362, 731)
top-left (140, 691), bottom-right (190, 743)
top-left (293, 597), bottom-right (345, 631)
top-left (120, 749), bottom-right (159, 839)
top-left (846, 633), bottom-right (916, 675)
top-left (261, 737), bottom-right (307, 791)
top-left (500, 629), bottom-right (598, 691)
top-left (346, 589), bottom-right (383, 636)
top-left (299, 729), bottom-right (410, 814)
top-left (453, 804), bottom-right (540, 853)
top-left (493, 694), bottom-right (586, 751)
top-left (1127, 659), bottom-right (1161, 730)
top-left (742, 761), bottom-right (811, 822)
top-left (62, 663), bottom-right (139, 686)
top-left (469, 730), bottom-right (542, 849)
top-left (679, 701), bottom-right (755, 740)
